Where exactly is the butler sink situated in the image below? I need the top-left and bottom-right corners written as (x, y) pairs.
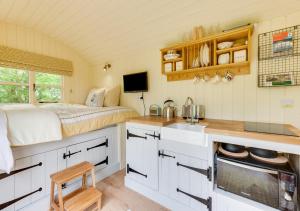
top-left (161, 122), bottom-right (207, 146)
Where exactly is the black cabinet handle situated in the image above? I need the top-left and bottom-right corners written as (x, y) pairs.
top-left (63, 150), bottom-right (81, 159)
top-left (0, 162), bottom-right (42, 180)
top-left (177, 188), bottom-right (212, 211)
top-left (177, 162), bottom-right (212, 181)
top-left (87, 138), bottom-right (108, 151)
top-left (145, 132), bottom-right (160, 140)
top-left (62, 183), bottom-right (67, 189)
top-left (95, 156), bottom-right (109, 167)
top-left (0, 187), bottom-right (42, 210)
top-left (127, 130), bottom-right (147, 140)
top-left (127, 164), bottom-right (147, 178)
top-left (158, 150), bottom-right (175, 159)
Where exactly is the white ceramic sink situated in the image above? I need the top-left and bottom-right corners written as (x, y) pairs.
top-left (161, 123), bottom-right (207, 146)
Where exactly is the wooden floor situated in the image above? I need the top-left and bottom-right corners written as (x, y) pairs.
top-left (96, 170), bottom-right (169, 211)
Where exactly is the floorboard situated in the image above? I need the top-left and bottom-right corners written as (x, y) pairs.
top-left (96, 170), bottom-right (169, 211)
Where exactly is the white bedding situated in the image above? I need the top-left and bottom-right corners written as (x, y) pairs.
top-left (0, 103), bottom-right (137, 172)
top-left (5, 108), bottom-right (62, 146)
top-left (40, 103), bottom-right (138, 137)
top-left (0, 110), bottom-right (13, 173)
top-left (0, 103), bottom-right (137, 146)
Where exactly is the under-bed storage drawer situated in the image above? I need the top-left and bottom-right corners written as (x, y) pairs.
top-left (85, 137), bottom-right (109, 170)
top-left (0, 126), bottom-right (118, 211)
top-left (64, 137), bottom-right (109, 170)
top-left (60, 136), bottom-right (111, 189)
top-left (0, 150), bottom-right (61, 211)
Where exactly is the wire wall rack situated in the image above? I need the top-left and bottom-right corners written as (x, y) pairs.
top-left (258, 25), bottom-right (300, 87)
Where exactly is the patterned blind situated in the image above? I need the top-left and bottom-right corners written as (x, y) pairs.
top-left (0, 45), bottom-right (73, 76)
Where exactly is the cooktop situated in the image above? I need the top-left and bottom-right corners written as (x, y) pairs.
top-left (244, 122), bottom-right (299, 137)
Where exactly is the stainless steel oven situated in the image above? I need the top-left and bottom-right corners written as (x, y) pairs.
top-left (216, 155), bottom-right (297, 210)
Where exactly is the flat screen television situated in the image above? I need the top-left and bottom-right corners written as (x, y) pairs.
top-left (123, 71), bottom-right (148, 93)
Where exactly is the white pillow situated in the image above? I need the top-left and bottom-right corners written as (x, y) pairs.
top-left (103, 86), bottom-right (121, 107)
top-left (85, 88), bottom-right (105, 107)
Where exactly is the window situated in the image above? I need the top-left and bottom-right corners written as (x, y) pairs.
top-left (0, 67), bottom-right (63, 103)
top-left (34, 72), bottom-right (63, 103)
top-left (0, 67), bottom-right (29, 103)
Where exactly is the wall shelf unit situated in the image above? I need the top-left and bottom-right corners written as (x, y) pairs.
top-left (161, 25), bottom-right (253, 81)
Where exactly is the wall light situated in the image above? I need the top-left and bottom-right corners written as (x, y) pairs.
top-left (103, 63), bottom-right (111, 72)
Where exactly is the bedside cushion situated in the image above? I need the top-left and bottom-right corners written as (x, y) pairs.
top-left (103, 86), bottom-right (120, 107)
top-left (85, 88), bottom-right (105, 107)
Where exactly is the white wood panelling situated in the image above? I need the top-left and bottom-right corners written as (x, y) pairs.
top-left (0, 21), bottom-right (92, 104)
top-left (93, 11), bottom-right (300, 131)
top-left (0, 0), bottom-right (300, 64)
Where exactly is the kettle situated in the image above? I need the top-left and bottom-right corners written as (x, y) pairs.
top-left (163, 99), bottom-right (176, 119)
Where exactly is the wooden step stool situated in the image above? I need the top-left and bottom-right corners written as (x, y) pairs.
top-left (50, 161), bottom-right (102, 211)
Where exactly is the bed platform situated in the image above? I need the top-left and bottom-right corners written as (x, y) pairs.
top-left (0, 124), bottom-right (122, 211)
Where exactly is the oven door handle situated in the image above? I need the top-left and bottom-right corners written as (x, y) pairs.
top-left (217, 158), bottom-right (278, 175)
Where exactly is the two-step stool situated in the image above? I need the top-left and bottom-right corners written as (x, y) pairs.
top-left (50, 161), bottom-right (102, 211)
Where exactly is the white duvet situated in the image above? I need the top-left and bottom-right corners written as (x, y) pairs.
top-left (3, 106), bottom-right (62, 146)
top-left (0, 110), bottom-right (13, 173)
top-left (0, 103), bottom-right (136, 173)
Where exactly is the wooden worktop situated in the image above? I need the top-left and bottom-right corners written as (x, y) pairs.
top-left (128, 116), bottom-right (177, 126)
top-left (128, 116), bottom-right (300, 146)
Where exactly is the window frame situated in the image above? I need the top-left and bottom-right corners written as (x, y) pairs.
top-left (32, 72), bottom-right (64, 103)
top-left (0, 67), bottom-right (64, 104)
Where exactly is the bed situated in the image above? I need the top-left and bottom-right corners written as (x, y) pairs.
top-left (2, 103), bottom-right (138, 146)
top-left (0, 103), bottom-right (137, 210)
top-left (40, 103), bottom-right (138, 138)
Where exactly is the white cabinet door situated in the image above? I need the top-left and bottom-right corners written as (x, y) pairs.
top-left (176, 154), bottom-right (211, 211)
top-left (57, 148), bottom-right (67, 171)
top-left (0, 175), bottom-right (15, 211)
top-left (85, 137), bottom-right (108, 170)
top-left (158, 150), bottom-right (177, 197)
top-left (30, 154), bottom-right (46, 203)
top-left (159, 150), bottom-right (211, 211)
top-left (14, 155), bottom-right (45, 210)
top-left (14, 157), bottom-right (33, 210)
top-left (45, 150), bottom-right (59, 194)
top-left (0, 150), bottom-right (59, 211)
top-left (65, 143), bottom-right (86, 167)
top-left (126, 126), bottom-right (159, 190)
top-left (186, 156), bottom-right (210, 211)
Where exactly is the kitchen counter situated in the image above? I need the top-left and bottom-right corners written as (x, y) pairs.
top-left (128, 116), bottom-right (177, 126)
top-left (128, 116), bottom-right (300, 146)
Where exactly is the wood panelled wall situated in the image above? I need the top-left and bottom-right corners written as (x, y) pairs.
top-left (92, 12), bottom-right (300, 191)
top-left (93, 12), bottom-right (300, 129)
top-left (0, 21), bottom-right (93, 104)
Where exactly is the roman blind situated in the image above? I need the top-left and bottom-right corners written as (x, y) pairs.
top-left (0, 45), bottom-right (73, 76)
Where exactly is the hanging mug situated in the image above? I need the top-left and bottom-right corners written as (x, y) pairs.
top-left (211, 73), bottom-right (221, 83)
top-left (222, 71), bottom-right (234, 82)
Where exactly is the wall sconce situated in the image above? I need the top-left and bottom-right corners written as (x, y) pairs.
top-left (103, 63), bottom-right (111, 72)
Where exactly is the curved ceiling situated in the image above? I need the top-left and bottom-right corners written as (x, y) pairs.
top-left (0, 0), bottom-right (300, 65)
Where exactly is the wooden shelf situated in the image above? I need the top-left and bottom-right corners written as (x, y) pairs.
top-left (160, 24), bottom-right (253, 81)
top-left (163, 58), bottom-right (182, 63)
top-left (216, 44), bottom-right (248, 55)
top-left (166, 61), bottom-right (250, 76)
top-left (166, 62), bottom-right (250, 81)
